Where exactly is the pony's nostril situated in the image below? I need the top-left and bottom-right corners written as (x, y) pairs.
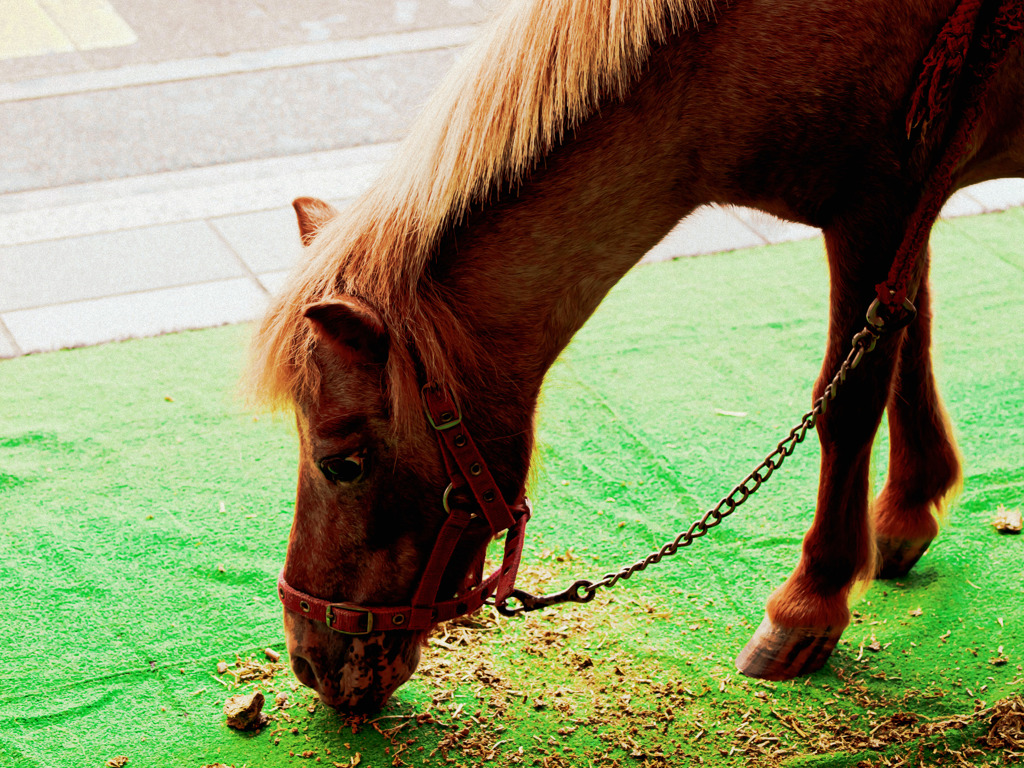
top-left (290, 654), bottom-right (319, 689)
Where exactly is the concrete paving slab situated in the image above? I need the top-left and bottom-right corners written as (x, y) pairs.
top-left (0, 25), bottom-right (479, 102)
top-left (0, 222), bottom-right (247, 311)
top-left (77, 0), bottom-right (498, 72)
top-left (729, 207), bottom-right (820, 245)
top-left (256, 269), bottom-right (292, 298)
top-left (0, 48), bottom-right (455, 193)
top-left (0, 1), bottom-right (491, 85)
top-left (963, 178), bottom-right (1024, 212)
top-left (74, 0), bottom-right (293, 70)
top-left (1, 277), bottom-right (267, 355)
top-left (0, 143), bottom-right (391, 216)
top-left (211, 198), bottom-right (354, 276)
top-left (940, 190), bottom-right (986, 218)
top-left (210, 207), bottom-right (305, 274)
top-left (641, 206), bottom-right (766, 263)
top-left (0, 147), bottom-right (388, 247)
top-left (254, 0), bottom-right (499, 43)
top-left (0, 321), bottom-right (21, 357)
top-left (0, 48), bottom-right (89, 82)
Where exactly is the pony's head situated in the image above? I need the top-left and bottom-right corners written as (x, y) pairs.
top-left (259, 198), bottom-right (503, 712)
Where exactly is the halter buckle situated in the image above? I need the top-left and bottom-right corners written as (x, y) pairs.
top-left (325, 603), bottom-right (374, 635)
top-left (422, 384), bottom-right (463, 431)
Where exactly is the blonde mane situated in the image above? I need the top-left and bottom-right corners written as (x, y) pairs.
top-left (247, 0), bottom-right (712, 426)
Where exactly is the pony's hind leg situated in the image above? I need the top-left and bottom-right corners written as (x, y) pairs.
top-left (873, 261), bottom-right (962, 578)
top-left (737, 227), bottom-right (905, 681)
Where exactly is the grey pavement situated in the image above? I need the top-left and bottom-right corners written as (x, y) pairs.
top-left (1, 0), bottom-right (1023, 359)
top-left (0, 46), bottom-right (462, 193)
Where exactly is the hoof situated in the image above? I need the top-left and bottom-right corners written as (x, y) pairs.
top-left (736, 615), bottom-right (843, 681)
top-left (876, 535), bottom-right (933, 579)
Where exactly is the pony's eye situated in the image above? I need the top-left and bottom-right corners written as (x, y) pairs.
top-left (318, 451), bottom-right (366, 484)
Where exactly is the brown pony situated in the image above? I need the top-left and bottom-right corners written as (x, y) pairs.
top-left (248, 0), bottom-right (1024, 711)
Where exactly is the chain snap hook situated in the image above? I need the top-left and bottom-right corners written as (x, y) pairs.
top-left (866, 296), bottom-right (917, 334)
top-left (494, 580), bottom-right (597, 616)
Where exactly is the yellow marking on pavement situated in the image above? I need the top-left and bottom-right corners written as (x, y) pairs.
top-left (0, 0), bottom-right (136, 61)
top-left (0, 0), bottom-right (74, 59)
top-left (39, 0), bottom-right (136, 50)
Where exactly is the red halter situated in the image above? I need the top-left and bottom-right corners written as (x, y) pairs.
top-left (277, 384), bottom-right (530, 634)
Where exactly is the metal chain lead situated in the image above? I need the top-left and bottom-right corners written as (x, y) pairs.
top-left (495, 317), bottom-right (888, 617)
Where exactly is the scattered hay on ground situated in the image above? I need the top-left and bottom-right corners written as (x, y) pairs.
top-left (216, 556), bottom-right (1021, 767)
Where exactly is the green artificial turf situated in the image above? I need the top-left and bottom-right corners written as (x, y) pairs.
top-left (1, 209), bottom-right (1022, 768)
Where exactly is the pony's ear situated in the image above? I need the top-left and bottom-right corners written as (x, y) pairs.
top-left (293, 197), bottom-right (338, 246)
top-left (303, 296), bottom-right (388, 363)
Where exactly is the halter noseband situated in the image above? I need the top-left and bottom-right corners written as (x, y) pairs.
top-left (277, 384), bottom-right (530, 634)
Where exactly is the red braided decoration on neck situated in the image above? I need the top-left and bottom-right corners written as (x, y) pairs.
top-left (879, 0), bottom-right (1024, 307)
top-left (906, 0), bottom-right (984, 139)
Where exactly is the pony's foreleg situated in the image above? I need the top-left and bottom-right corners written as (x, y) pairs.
top-left (737, 229), bottom-right (905, 681)
top-left (873, 257), bottom-right (962, 578)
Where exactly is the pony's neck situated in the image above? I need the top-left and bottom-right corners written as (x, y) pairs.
top-left (432, 40), bottom-right (702, 496)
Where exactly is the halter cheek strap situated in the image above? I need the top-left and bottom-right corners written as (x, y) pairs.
top-left (421, 384), bottom-right (517, 532)
top-left (277, 384), bottom-right (530, 634)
